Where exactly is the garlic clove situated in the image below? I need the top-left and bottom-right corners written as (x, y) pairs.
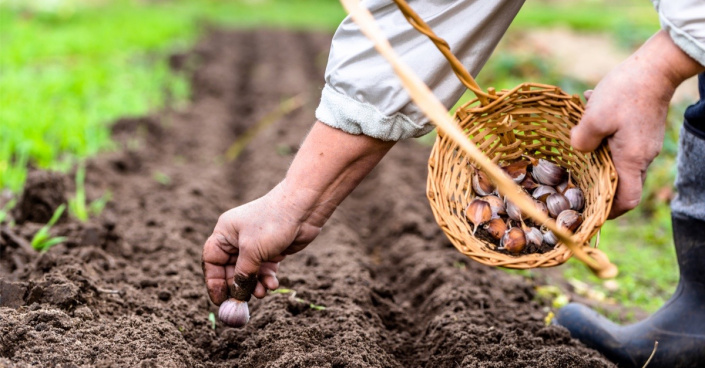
top-left (530, 158), bottom-right (566, 186)
top-left (218, 298), bottom-right (250, 328)
top-left (502, 160), bottom-right (530, 183)
top-left (520, 175), bottom-right (539, 191)
top-left (532, 185), bottom-right (557, 202)
top-left (564, 188), bottom-right (585, 211)
top-left (556, 175), bottom-right (575, 194)
top-left (534, 199), bottom-right (549, 218)
top-left (556, 209), bottom-right (583, 233)
top-left (483, 195), bottom-right (506, 217)
top-left (505, 198), bottom-right (523, 221)
top-left (472, 167), bottom-right (496, 196)
top-left (466, 199), bottom-right (492, 235)
top-left (546, 193), bottom-right (570, 218)
top-left (483, 217), bottom-right (507, 241)
top-left (524, 227), bottom-right (543, 247)
top-left (501, 227), bottom-right (526, 254)
top-left (542, 230), bottom-right (558, 246)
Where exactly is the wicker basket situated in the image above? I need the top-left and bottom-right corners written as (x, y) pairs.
top-left (428, 84), bottom-right (618, 269)
top-left (341, 0), bottom-right (619, 277)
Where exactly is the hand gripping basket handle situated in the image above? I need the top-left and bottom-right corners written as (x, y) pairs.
top-left (339, 0), bottom-right (618, 278)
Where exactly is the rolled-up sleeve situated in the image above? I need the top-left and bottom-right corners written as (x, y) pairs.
top-left (316, 0), bottom-right (524, 141)
top-left (653, 0), bottom-right (705, 67)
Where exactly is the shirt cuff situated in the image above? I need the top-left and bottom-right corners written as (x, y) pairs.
top-left (653, 0), bottom-right (705, 67)
top-left (663, 22), bottom-right (705, 67)
top-left (315, 84), bottom-right (435, 141)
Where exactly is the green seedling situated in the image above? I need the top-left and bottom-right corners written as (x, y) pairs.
top-left (209, 312), bottom-right (217, 330)
top-left (306, 302), bottom-right (327, 311)
top-left (68, 164), bottom-right (112, 222)
top-left (153, 171), bottom-right (172, 186)
top-left (0, 198), bottom-right (17, 224)
top-left (270, 288), bottom-right (326, 311)
top-left (31, 204), bottom-right (68, 252)
top-left (544, 310), bottom-right (555, 326)
top-left (89, 191), bottom-right (112, 217)
top-left (269, 288), bottom-right (294, 294)
top-left (69, 164), bottom-right (88, 222)
top-left (535, 285), bottom-right (570, 309)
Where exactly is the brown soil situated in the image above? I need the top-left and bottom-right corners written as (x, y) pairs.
top-left (0, 29), bottom-right (615, 368)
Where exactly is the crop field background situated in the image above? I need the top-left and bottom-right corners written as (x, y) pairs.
top-left (0, 0), bottom-right (690, 319)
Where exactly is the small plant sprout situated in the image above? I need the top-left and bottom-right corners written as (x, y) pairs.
top-left (31, 204), bottom-right (68, 252)
top-left (269, 288), bottom-right (326, 311)
top-left (209, 312), bottom-right (217, 330)
top-left (69, 164), bottom-right (88, 222)
top-left (269, 288), bottom-right (294, 294)
top-left (544, 311), bottom-right (555, 327)
top-left (153, 171), bottom-right (171, 186)
top-left (69, 164), bottom-right (112, 222)
top-left (89, 191), bottom-right (112, 217)
top-left (0, 198), bottom-right (17, 224)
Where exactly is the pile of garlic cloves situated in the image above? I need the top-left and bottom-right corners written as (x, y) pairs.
top-left (465, 157), bottom-right (584, 255)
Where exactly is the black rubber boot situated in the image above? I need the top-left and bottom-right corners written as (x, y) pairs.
top-left (554, 213), bottom-right (705, 368)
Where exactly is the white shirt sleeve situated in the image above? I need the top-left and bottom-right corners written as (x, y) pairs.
top-left (316, 0), bottom-right (525, 141)
top-left (653, 0), bottom-right (705, 67)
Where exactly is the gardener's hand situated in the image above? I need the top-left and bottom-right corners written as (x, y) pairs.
top-left (202, 122), bottom-right (394, 305)
top-left (571, 30), bottom-right (704, 219)
top-left (202, 183), bottom-right (319, 304)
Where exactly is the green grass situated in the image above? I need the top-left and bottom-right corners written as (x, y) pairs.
top-left (563, 206), bottom-right (678, 313)
top-left (514, 0), bottom-right (659, 48)
top-left (0, 0), bottom-right (345, 192)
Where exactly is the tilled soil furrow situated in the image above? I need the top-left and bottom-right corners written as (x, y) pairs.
top-left (338, 144), bottom-right (614, 368)
top-left (208, 30), bottom-right (406, 368)
top-left (0, 29), bottom-right (615, 368)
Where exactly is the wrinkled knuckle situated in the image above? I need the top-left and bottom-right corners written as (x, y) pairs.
top-left (210, 232), bottom-right (237, 254)
top-left (253, 242), bottom-right (269, 264)
top-left (237, 240), bottom-right (251, 255)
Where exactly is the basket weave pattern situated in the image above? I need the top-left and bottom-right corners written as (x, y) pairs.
top-left (427, 84), bottom-right (618, 269)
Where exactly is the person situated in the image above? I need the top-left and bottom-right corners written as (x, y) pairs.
top-left (202, 1), bottom-right (705, 366)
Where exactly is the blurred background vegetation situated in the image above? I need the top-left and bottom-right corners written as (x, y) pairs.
top-left (0, 0), bottom-right (692, 318)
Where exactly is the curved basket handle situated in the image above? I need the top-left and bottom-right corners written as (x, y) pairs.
top-left (339, 0), bottom-right (618, 279)
top-left (390, 0), bottom-right (490, 106)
